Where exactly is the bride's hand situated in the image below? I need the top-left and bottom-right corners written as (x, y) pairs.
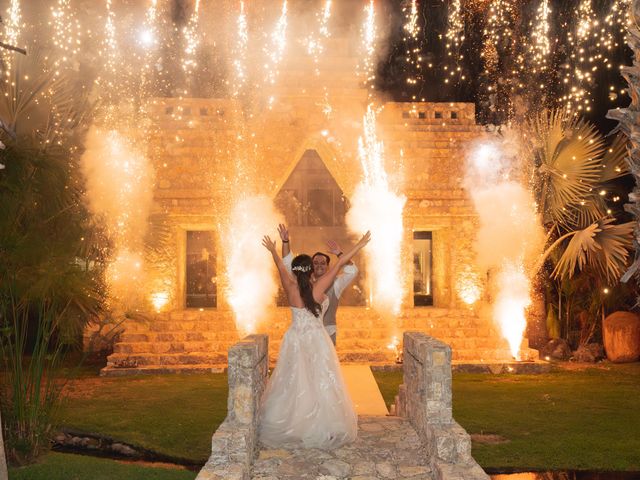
top-left (357, 231), bottom-right (371, 248)
top-left (262, 235), bottom-right (277, 253)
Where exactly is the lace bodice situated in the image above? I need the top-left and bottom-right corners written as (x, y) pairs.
top-left (289, 298), bottom-right (329, 331)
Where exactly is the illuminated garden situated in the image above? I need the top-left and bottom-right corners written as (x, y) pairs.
top-left (1, 0), bottom-right (640, 479)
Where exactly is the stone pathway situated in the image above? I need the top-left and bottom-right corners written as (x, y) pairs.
top-left (250, 415), bottom-right (434, 480)
top-left (341, 365), bottom-right (389, 416)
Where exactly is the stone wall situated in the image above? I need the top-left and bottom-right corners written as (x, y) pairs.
top-left (143, 96), bottom-right (485, 314)
top-left (396, 332), bottom-right (489, 480)
top-left (196, 334), bottom-right (269, 480)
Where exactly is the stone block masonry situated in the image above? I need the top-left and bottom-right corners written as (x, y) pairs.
top-left (396, 332), bottom-right (489, 480)
top-left (196, 334), bottom-right (269, 480)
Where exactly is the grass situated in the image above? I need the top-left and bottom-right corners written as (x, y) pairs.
top-left (9, 452), bottom-right (197, 480)
top-left (8, 362), bottom-right (640, 477)
top-left (56, 373), bottom-right (228, 463)
top-left (372, 363), bottom-right (640, 471)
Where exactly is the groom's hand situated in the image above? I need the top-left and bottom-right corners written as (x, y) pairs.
top-left (326, 240), bottom-right (342, 256)
top-left (277, 224), bottom-right (289, 242)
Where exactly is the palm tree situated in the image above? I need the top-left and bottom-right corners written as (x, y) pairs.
top-left (0, 49), bottom-right (104, 463)
top-left (524, 108), bottom-right (633, 283)
top-left (521, 107), bottom-right (634, 344)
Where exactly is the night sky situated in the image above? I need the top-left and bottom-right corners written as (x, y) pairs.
top-left (374, 0), bottom-right (633, 133)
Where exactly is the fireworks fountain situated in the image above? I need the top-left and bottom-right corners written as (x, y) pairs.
top-left (347, 105), bottom-right (406, 317)
top-left (348, 1), bottom-right (406, 322)
top-left (464, 140), bottom-right (544, 359)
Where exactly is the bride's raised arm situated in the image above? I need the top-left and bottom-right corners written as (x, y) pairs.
top-left (312, 231), bottom-right (370, 303)
top-left (262, 235), bottom-right (296, 294)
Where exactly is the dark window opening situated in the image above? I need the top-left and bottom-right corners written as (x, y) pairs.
top-left (451, 111), bottom-right (458, 119)
top-left (413, 231), bottom-right (433, 307)
top-left (434, 111), bottom-right (443, 119)
top-left (186, 231), bottom-right (216, 308)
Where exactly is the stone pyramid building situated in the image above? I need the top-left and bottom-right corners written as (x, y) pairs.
top-left (100, 36), bottom-right (538, 375)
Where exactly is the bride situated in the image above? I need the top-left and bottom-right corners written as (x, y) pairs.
top-left (259, 231), bottom-right (371, 450)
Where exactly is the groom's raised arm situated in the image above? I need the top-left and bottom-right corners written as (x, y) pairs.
top-left (278, 223), bottom-right (293, 274)
top-left (326, 239), bottom-right (358, 299)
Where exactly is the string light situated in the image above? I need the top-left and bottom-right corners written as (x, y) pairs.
top-left (444, 0), bottom-right (465, 84)
top-left (529, 0), bottom-right (550, 73)
top-left (402, 0), bottom-right (423, 96)
top-left (232, 1), bottom-right (248, 97)
top-left (182, 0), bottom-right (201, 77)
top-left (358, 0), bottom-right (377, 93)
top-left (264, 0), bottom-right (288, 86)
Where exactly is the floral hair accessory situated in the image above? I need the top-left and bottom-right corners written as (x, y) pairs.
top-left (292, 265), bottom-right (311, 272)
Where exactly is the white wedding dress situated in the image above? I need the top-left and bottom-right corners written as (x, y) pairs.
top-left (258, 298), bottom-right (357, 449)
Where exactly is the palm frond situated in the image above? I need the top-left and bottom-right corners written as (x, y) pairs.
top-left (552, 218), bottom-right (634, 282)
top-left (565, 193), bottom-right (608, 229)
top-left (599, 133), bottom-right (630, 183)
top-left (529, 108), bottom-right (610, 227)
top-left (552, 222), bottom-right (600, 279)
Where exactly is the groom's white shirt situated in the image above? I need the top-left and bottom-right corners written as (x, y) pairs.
top-left (282, 252), bottom-right (358, 338)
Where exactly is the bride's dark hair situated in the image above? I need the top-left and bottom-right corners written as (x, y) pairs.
top-left (291, 254), bottom-right (321, 317)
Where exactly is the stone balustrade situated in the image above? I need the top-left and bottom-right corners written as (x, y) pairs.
top-left (196, 334), bottom-right (269, 480)
top-left (396, 332), bottom-right (489, 480)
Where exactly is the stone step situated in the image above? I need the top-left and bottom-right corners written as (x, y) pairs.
top-left (120, 331), bottom-right (240, 343)
top-left (100, 363), bottom-right (226, 377)
top-left (106, 352), bottom-right (228, 367)
top-left (451, 348), bottom-right (515, 361)
top-left (113, 340), bottom-right (236, 355)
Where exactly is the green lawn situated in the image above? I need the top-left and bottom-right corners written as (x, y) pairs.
top-left (9, 452), bottom-right (196, 480)
top-left (8, 363), bottom-right (640, 478)
top-left (56, 373), bottom-right (228, 463)
top-left (373, 363), bottom-right (640, 471)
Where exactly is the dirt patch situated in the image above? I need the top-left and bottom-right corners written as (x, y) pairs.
top-left (115, 459), bottom-right (190, 470)
top-left (61, 377), bottom-right (112, 399)
top-left (552, 361), bottom-right (613, 372)
top-left (470, 433), bottom-right (510, 445)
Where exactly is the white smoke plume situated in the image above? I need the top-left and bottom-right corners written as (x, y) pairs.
top-left (223, 195), bottom-right (284, 335)
top-left (464, 137), bottom-right (544, 359)
top-left (81, 127), bottom-right (155, 307)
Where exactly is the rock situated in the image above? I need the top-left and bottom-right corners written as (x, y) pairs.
top-left (111, 442), bottom-right (137, 456)
top-left (376, 462), bottom-right (397, 479)
top-left (319, 459), bottom-right (351, 478)
top-left (603, 311), bottom-right (640, 363)
top-left (572, 343), bottom-right (604, 363)
top-left (352, 461), bottom-right (375, 475)
top-left (539, 338), bottom-right (571, 360)
top-left (398, 465), bottom-right (431, 477)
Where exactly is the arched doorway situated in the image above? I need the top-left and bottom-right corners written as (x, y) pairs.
top-left (274, 149), bottom-right (366, 306)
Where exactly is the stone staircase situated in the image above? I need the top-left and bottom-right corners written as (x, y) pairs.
top-left (101, 307), bottom-right (538, 376)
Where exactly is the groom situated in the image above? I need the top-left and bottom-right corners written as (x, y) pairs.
top-left (278, 224), bottom-right (358, 345)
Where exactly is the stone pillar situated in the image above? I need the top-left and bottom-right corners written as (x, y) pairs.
top-left (196, 334), bottom-right (269, 480)
top-left (398, 331), bottom-right (489, 480)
